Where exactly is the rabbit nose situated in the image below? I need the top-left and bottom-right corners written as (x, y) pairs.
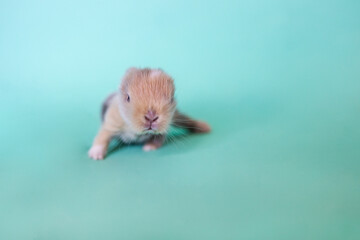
top-left (144, 110), bottom-right (158, 123)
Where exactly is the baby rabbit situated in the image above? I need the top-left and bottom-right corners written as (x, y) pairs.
top-left (88, 67), bottom-right (211, 160)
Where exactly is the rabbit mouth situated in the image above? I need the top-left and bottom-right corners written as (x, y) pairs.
top-left (143, 128), bottom-right (156, 134)
top-left (142, 128), bottom-right (164, 135)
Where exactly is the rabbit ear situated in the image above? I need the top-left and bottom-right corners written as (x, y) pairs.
top-left (172, 110), bottom-right (211, 134)
top-left (101, 92), bottom-right (117, 122)
top-left (120, 67), bottom-right (147, 89)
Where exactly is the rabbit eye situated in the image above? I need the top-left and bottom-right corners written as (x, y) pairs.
top-left (126, 94), bottom-right (130, 102)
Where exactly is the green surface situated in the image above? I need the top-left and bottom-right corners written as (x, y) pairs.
top-left (1, 0), bottom-right (360, 239)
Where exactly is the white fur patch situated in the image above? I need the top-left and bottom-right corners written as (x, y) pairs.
top-left (88, 145), bottom-right (106, 160)
top-left (149, 69), bottom-right (162, 78)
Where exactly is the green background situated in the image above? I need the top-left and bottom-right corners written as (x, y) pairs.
top-left (1, 0), bottom-right (360, 239)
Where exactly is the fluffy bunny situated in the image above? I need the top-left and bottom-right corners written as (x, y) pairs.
top-left (88, 67), bottom-right (210, 160)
